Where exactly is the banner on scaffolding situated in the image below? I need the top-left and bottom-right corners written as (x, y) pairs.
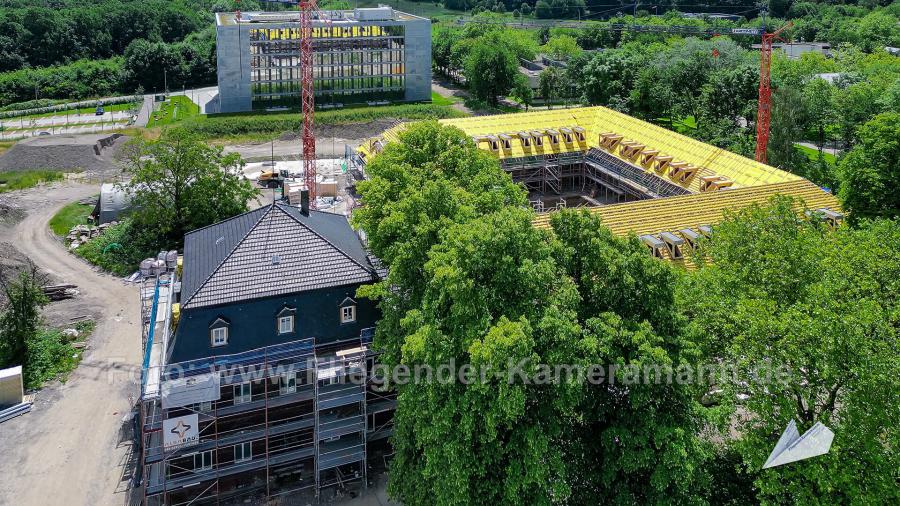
top-left (161, 372), bottom-right (221, 409)
top-left (163, 414), bottom-right (200, 450)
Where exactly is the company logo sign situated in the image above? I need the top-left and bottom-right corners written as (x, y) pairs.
top-left (163, 414), bottom-right (200, 450)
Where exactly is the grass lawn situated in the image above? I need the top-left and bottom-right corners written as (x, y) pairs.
top-left (148, 96), bottom-right (200, 127)
top-left (431, 91), bottom-right (458, 106)
top-left (0, 170), bottom-right (64, 193)
top-left (0, 140), bottom-right (13, 156)
top-left (49, 199), bottom-right (96, 236)
top-left (796, 143), bottom-right (838, 165)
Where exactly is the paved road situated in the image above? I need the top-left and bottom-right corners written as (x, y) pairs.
top-left (0, 184), bottom-right (141, 506)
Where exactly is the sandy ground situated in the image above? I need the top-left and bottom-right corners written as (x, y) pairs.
top-left (0, 183), bottom-right (141, 506)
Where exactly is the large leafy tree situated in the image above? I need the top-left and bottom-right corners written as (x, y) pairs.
top-left (681, 197), bottom-right (900, 504)
top-left (355, 123), bottom-right (712, 504)
top-left (837, 112), bottom-right (900, 222)
top-left (123, 128), bottom-right (259, 247)
top-left (464, 33), bottom-right (519, 106)
top-left (551, 210), bottom-right (710, 505)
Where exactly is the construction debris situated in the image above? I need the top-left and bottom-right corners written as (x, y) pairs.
top-left (66, 221), bottom-right (117, 250)
top-left (43, 284), bottom-right (79, 301)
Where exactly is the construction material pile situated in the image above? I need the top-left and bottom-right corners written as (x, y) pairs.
top-left (67, 222), bottom-right (117, 250)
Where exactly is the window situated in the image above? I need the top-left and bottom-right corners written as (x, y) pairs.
top-left (198, 401), bottom-right (212, 412)
top-left (234, 382), bottom-right (252, 405)
top-left (211, 327), bottom-right (228, 347)
top-left (278, 315), bottom-right (294, 334)
top-left (341, 305), bottom-right (356, 324)
top-left (280, 372), bottom-right (297, 395)
top-left (194, 450), bottom-right (213, 471)
top-left (234, 442), bottom-right (252, 463)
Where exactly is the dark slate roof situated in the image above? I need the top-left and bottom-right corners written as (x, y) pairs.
top-left (180, 203), bottom-right (377, 309)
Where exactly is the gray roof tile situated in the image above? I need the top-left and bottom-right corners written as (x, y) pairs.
top-left (181, 203), bottom-right (376, 309)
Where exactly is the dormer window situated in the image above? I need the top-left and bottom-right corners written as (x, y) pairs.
top-left (276, 307), bottom-right (296, 334)
top-left (341, 305), bottom-right (356, 324)
top-left (209, 318), bottom-right (229, 347)
top-left (339, 297), bottom-right (357, 324)
top-left (278, 315), bottom-right (294, 334)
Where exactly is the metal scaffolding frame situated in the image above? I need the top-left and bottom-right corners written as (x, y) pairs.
top-left (139, 270), bottom-right (394, 505)
top-left (499, 148), bottom-right (691, 207)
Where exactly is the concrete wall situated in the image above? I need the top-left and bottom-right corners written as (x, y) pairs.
top-left (170, 284), bottom-right (380, 363)
top-left (216, 24), bottom-right (253, 113)
top-left (403, 17), bottom-right (432, 103)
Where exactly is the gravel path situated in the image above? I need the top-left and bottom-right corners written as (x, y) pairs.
top-left (0, 184), bottom-right (141, 506)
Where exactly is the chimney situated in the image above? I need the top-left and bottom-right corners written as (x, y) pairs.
top-left (300, 189), bottom-right (310, 215)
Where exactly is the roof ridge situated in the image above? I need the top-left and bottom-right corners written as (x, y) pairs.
top-left (275, 203), bottom-right (375, 276)
top-left (182, 204), bottom-right (277, 308)
top-left (183, 205), bottom-right (268, 237)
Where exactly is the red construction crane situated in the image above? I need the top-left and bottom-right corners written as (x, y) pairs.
top-left (299, 0), bottom-right (319, 207)
top-left (754, 22), bottom-right (792, 164)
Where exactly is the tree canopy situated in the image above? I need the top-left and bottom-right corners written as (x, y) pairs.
top-left (681, 197), bottom-right (900, 504)
top-left (123, 129), bottom-right (259, 248)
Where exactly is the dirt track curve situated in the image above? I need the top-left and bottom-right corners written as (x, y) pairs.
top-left (0, 184), bottom-right (141, 506)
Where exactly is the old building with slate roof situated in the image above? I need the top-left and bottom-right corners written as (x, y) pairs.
top-left (138, 199), bottom-right (395, 505)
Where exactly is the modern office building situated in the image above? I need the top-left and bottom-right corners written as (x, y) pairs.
top-left (215, 7), bottom-right (431, 112)
top-left (138, 198), bottom-right (395, 505)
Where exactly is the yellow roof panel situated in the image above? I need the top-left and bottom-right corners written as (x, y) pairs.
top-left (532, 179), bottom-right (840, 236)
top-left (359, 106), bottom-right (800, 192)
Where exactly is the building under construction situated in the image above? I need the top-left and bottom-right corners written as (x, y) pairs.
top-left (137, 199), bottom-right (395, 505)
top-left (215, 7), bottom-right (431, 112)
top-left (357, 106), bottom-right (842, 265)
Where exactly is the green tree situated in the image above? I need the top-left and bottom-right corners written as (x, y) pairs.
top-left (123, 129), bottom-right (259, 247)
top-left (550, 210), bottom-right (710, 503)
top-left (512, 74), bottom-right (533, 111)
top-left (767, 86), bottom-right (810, 174)
top-left (682, 197), bottom-right (900, 504)
top-left (543, 34), bottom-right (581, 61)
top-left (837, 112), bottom-right (900, 221)
top-left (538, 66), bottom-right (561, 105)
top-left (0, 262), bottom-right (47, 376)
top-left (464, 33), bottom-right (519, 106)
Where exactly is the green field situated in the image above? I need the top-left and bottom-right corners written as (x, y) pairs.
top-left (0, 170), bottom-right (64, 193)
top-left (49, 199), bottom-right (95, 236)
top-left (796, 143), bottom-right (838, 165)
top-left (148, 96), bottom-right (200, 127)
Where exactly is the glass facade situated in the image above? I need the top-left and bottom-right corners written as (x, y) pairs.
top-left (248, 24), bottom-right (406, 109)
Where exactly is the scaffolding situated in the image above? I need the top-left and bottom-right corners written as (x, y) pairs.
top-left (139, 269), bottom-right (394, 505)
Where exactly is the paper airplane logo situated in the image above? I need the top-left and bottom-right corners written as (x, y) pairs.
top-left (762, 420), bottom-right (834, 469)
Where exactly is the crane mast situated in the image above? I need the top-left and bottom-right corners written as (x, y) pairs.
top-left (754, 22), bottom-right (791, 164)
top-left (300, 0), bottom-right (318, 207)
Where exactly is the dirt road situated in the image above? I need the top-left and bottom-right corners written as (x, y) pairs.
top-left (0, 184), bottom-right (141, 506)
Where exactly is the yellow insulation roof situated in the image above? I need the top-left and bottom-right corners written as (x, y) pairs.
top-left (532, 179), bottom-right (840, 236)
top-left (360, 106), bottom-right (800, 192)
top-left (532, 179), bottom-right (840, 268)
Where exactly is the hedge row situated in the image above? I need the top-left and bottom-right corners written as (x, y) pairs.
top-left (179, 103), bottom-right (468, 138)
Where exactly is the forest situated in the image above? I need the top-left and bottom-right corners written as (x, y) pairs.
top-left (0, 0), bottom-right (267, 106)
